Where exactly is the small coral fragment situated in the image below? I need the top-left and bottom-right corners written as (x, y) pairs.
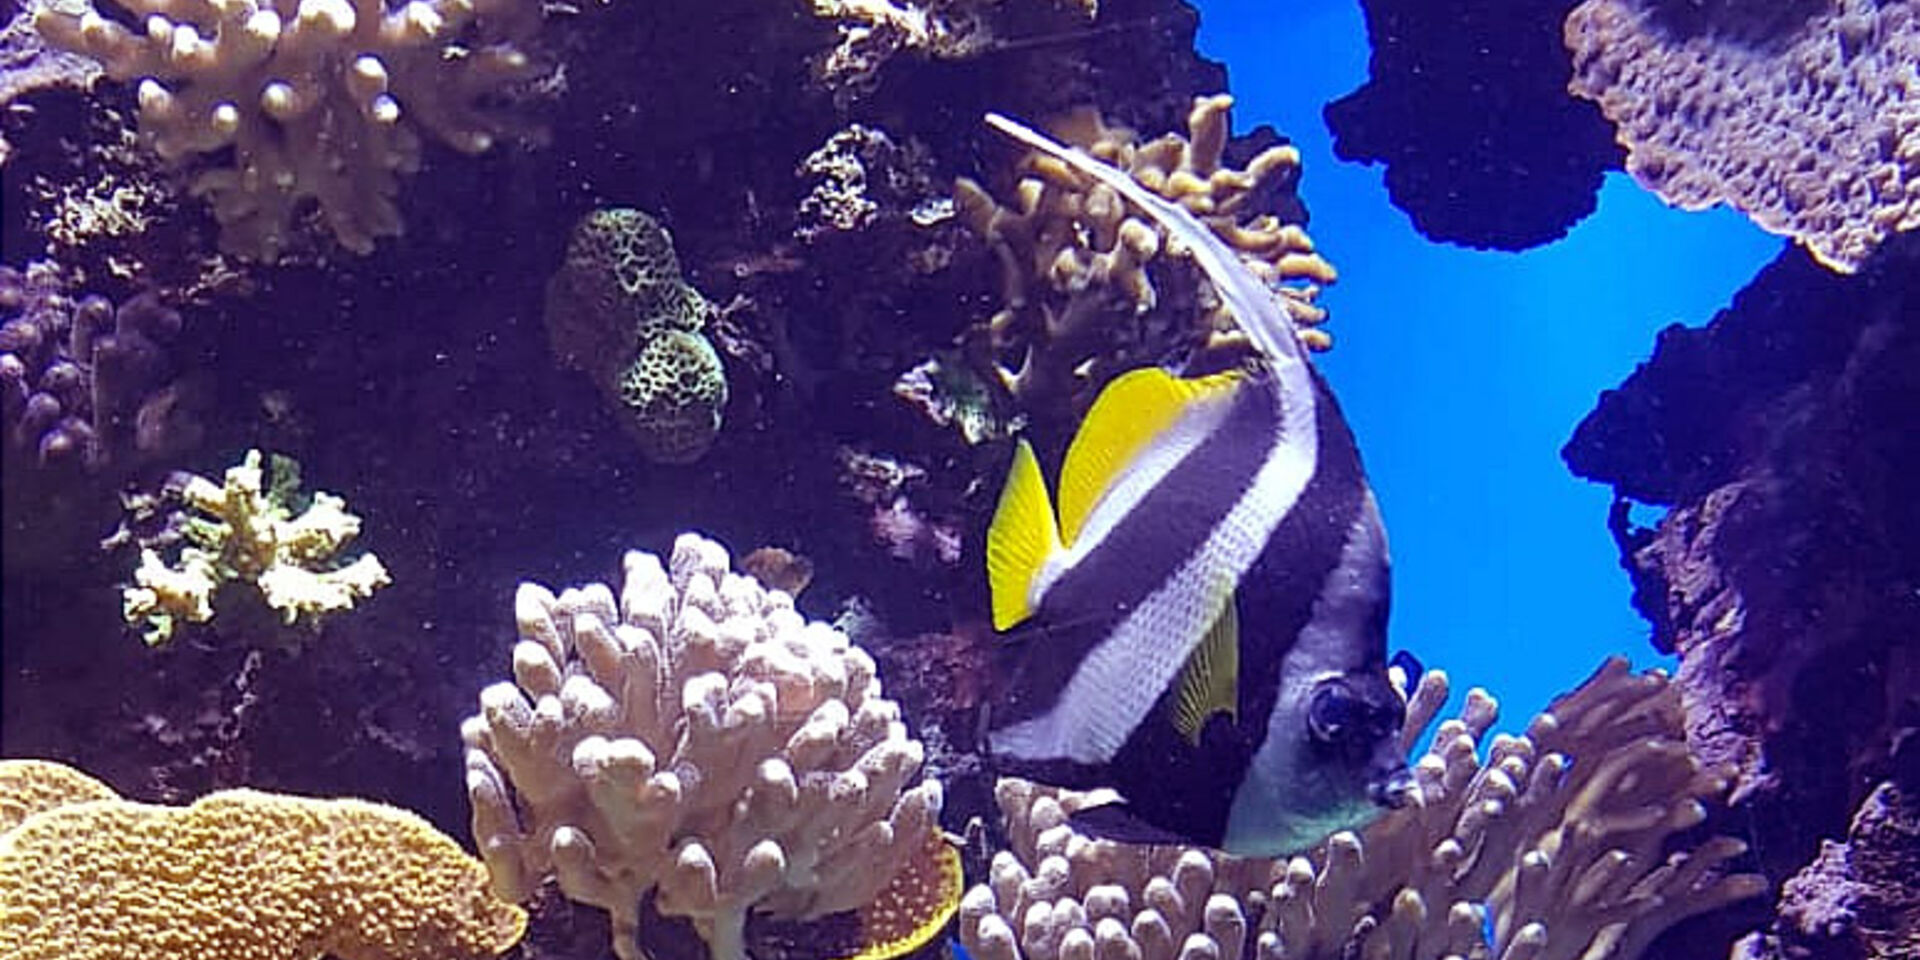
top-left (462, 532), bottom-right (944, 960)
top-left (545, 208), bottom-right (729, 464)
top-left (120, 448), bottom-right (389, 645)
top-left (0, 761), bottom-right (527, 960)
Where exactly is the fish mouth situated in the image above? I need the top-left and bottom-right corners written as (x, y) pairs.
top-left (1367, 765), bottom-right (1418, 809)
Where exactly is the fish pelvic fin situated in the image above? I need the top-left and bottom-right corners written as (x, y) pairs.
top-left (1171, 596), bottom-right (1240, 746)
top-left (1057, 366), bottom-right (1243, 546)
top-left (988, 438), bottom-right (1062, 631)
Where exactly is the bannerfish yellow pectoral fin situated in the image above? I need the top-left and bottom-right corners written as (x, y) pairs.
top-left (1057, 367), bottom-right (1243, 546)
top-left (988, 439), bottom-right (1062, 632)
top-left (1172, 596), bottom-right (1240, 746)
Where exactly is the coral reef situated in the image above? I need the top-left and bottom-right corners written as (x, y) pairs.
top-left (1564, 0), bottom-right (1920, 273)
top-left (958, 659), bottom-right (1765, 960)
top-left (0, 261), bottom-right (197, 470)
top-left (1564, 238), bottom-right (1920, 958)
top-left (545, 208), bottom-right (729, 465)
top-left (122, 448), bottom-right (390, 646)
top-left (0, 758), bottom-right (527, 960)
top-left (32, 0), bottom-right (549, 260)
top-left (1324, 0), bottom-right (1620, 250)
top-left (955, 94), bottom-right (1334, 415)
top-left (462, 533), bottom-right (946, 960)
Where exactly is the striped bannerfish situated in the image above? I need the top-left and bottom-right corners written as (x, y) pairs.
top-left (979, 113), bottom-right (1417, 856)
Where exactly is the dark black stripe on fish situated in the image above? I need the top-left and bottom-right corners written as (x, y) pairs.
top-left (1014, 368), bottom-right (1380, 847)
top-left (987, 371), bottom-right (1291, 730)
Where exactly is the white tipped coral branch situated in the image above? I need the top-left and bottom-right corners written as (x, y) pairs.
top-left (462, 533), bottom-right (944, 960)
top-left (959, 658), bottom-right (1767, 960)
top-left (34, 0), bottom-right (548, 260)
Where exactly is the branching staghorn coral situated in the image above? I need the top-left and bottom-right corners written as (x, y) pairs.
top-left (0, 758), bottom-right (527, 960)
top-left (955, 94), bottom-right (1336, 410)
top-left (462, 532), bottom-right (945, 960)
top-left (958, 658), bottom-right (1767, 960)
top-left (121, 447), bottom-right (390, 645)
top-left (33, 0), bottom-right (548, 260)
top-left (1564, 0), bottom-right (1920, 273)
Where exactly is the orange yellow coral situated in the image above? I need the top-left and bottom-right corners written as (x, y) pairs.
top-left (0, 759), bottom-right (118, 833)
top-left (0, 770), bottom-right (525, 960)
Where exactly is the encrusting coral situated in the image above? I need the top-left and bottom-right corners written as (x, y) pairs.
top-left (121, 447), bottom-right (390, 645)
top-left (956, 94), bottom-right (1337, 409)
top-left (462, 532), bottom-right (946, 960)
top-left (958, 658), bottom-right (1767, 960)
top-left (544, 208), bottom-right (729, 465)
top-left (1564, 0), bottom-right (1920, 273)
top-left (0, 758), bottom-right (527, 960)
top-left (0, 759), bottom-right (119, 832)
top-left (32, 0), bottom-right (548, 260)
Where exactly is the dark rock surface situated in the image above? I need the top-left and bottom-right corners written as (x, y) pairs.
top-left (1324, 0), bottom-right (1621, 250)
top-left (1565, 238), bottom-right (1920, 959)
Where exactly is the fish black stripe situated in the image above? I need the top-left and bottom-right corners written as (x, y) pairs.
top-left (1071, 367), bottom-right (1378, 844)
top-left (990, 370), bottom-right (1293, 729)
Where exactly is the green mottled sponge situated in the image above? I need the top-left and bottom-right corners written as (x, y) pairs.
top-left (545, 208), bottom-right (728, 463)
top-left (617, 331), bottom-right (728, 465)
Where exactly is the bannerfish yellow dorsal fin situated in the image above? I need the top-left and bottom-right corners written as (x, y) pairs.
top-left (987, 439), bottom-right (1063, 631)
top-left (1171, 597), bottom-right (1240, 745)
top-left (1057, 367), bottom-right (1242, 546)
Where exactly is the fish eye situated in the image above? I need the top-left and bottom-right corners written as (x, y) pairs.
top-left (1308, 684), bottom-right (1359, 742)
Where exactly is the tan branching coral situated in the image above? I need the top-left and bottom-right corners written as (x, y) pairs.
top-left (1565, 0), bottom-right (1920, 273)
top-left (462, 532), bottom-right (945, 960)
top-left (34, 0), bottom-right (547, 260)
top-left (0, 760), bottom-right (527, 960)
top-left (958, 658), bottom-right (1767, 960)
top-left (956, 94), bottom-right (1337, 408)
top-left (121, 448), bottom-right (390, 646)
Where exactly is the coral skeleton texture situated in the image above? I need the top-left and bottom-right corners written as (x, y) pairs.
top-left (463, 533), bottom-right (944, 960)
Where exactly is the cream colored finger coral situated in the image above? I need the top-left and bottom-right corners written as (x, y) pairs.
top-left (1565, 0), bottom-right (1920, 273)
top-left (462, 532), bottom-right (944, 960)
top-left (959, 658), bottom-right (1767, 960)
top-left (33, 0), bottom-right (547, 260)
top-left (0, 765), bottom-right (527, 960)
top-left (121, 448), bottom-right (390, 646)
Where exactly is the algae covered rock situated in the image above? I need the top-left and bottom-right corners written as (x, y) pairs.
top-left (545, 207), bottom-right (728, 464)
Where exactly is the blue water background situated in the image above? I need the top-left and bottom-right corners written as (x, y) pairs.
top-left (1193, 0), bottom-right (1782, 728)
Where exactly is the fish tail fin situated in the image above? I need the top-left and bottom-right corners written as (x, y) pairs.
top-left (987, 438), bottom-right (1062, 632)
